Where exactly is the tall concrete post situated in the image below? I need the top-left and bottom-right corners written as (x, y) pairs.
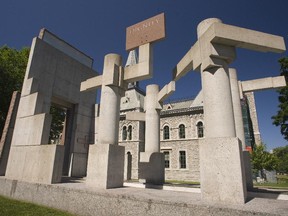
top-left (139, 84), bottom-right (164, 184)
top-left (86, 54), bottom-right (125, 188)
top-left (126, 82), bottom-right (175, 184)
top-left (229, 68), bottom-right (245, 146)
top-left (229, 68), bottom-right (253, 190)
top-left (201, 60), bottom-right (236, 138)
top-left (98, 54), bottom-right (122, 145)
top-left (198, 18), bottom-right (247, 204)
top-left (145, 85), bottom-right (160, 153)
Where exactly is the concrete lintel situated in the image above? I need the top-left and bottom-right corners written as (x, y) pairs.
top-left (211, 22), bottom-right (286, 53)
top-left (124, 43), bottom-right (153, 82)
top-left (126, 112), bottom-right (146, 122)
top-left (124, 62), bottom-right (152, 83)
top-left (172, 42), bottom-right (200, 81)
top-left (241, 76), bottom-right (286, 92)
top-left (158, 81), bottom-right (175, 102)
top-left (210, 44), bottom-right (236, 63)
top-left (80, 75), bottom-right (102, 92)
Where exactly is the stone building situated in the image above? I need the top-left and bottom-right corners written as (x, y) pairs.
top-left (118, 51), bottom-right (259, 182)
top-left (119, 86), bottom-right (258, 182)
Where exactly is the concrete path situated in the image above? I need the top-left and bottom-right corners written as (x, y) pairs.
top-left (0, 177), bottom-right (287, 216)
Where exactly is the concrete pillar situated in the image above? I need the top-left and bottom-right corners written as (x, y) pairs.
top-left (198, 18), bottom-right (247, 204)
top-left (98, 54), bottom-right (122, 145)
top-left (229, 68), bottom-right (253, 190)
top-left (229, 68), bottom-right (245, 149)
top-left (145, 85), bottom-right (160, 153)
top-left (138, 84), bottom-right (164, 185)
top-left (86, 54), bottom-right (124, 188)
top-left (201, 60), bottom-right (236, 138)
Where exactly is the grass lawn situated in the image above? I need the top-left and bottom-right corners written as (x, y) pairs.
top-left (253, 182), bottom-right (288, 189)
top-left (0, 195), bottom-right (75, 216)
top-left (165, 180), bottom-right (200, 186)
top-left (253, 175), bottom-right (288, 189)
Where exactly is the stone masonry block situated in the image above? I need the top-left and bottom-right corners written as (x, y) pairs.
top-left (5, 144), bottom-right (64, 184)
top-left (199, 137), bottom-right (247, 204)
top-left (17, 93), bottom-right (44, 118)
top-left (139, 152), bottom-right (164, 184)
top-left (12, 113), bottom-right (52, 146)
top-left (86, 144), bottom-right (124, 188)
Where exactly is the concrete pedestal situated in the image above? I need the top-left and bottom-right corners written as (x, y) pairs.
top-left (5, 145), bottom-right (64, 184)
top-left (139, 152), bottom-right (164, 185)
top-left (86, 144), bottom-right (124, 188)
top-left (199, 137), bottom-right (247, 204)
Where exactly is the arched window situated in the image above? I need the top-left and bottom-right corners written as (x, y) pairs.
top-left (128, 125), bottom-right (132, 140)
top-left (197, 121), bottom-right (204, 138)
top-left (122, 126), bottom-right (127, 140)
top-left (179, 124), bottom-right (185, 139)
top-left (163, 125), bottom-right (170, 140)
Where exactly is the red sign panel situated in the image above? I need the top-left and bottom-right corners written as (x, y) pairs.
top-left (126, 13), bottom-right (166, 51)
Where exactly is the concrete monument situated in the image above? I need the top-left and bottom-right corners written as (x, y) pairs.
top-left (82, 13), bottom-right (166, 188)
top-left (4, 29), bottom-right (98, 184)
top-left (172, 18), bottom-right (286, 203)
top-left (126, 81), bottom-right (175, 184)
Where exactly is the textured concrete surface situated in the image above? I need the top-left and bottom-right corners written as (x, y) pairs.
top-left (199, 137), bottom-right (247, 204)
top-left (5, 29), bottom-right (97, 183)
top-left (0, 177), bottom-right (287, 216)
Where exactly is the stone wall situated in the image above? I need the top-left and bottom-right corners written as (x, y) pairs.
top-left (119, 111), bottom-right (203, 181)
top-left (161, 139), bottom-right (200, 181)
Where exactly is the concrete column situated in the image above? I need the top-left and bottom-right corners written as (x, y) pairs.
top-left (229, 68), bottom-right (245, 149)
top-left (201, 60), bottom-right (236, 138)
top-left (198, 18), bottom-right (247, 204)
top-left (138, 84), bottom-right (164, 185)
top-left (198, 19), bottom-right (236, 139)
top-left (86, 54), bottom-right (125, 188)
top-left (98, 54), bottom-right (122, 145)
top-left (229, 68), bottom-right (253, 190)
top-left (145, 85), bottom-right (160, 153)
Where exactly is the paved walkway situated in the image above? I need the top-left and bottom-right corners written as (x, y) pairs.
top-left (0, 177), bottom-right (287, 216)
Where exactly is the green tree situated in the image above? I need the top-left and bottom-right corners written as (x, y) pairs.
top-left (273, 145), bottom-right (288, 174)
top-left (251, 143), bottom-right (278, 179)
top-left (272, 57), bottom-right (288, 141)
top-left (0, 46), bottom-right (29, 139)
top-left (49, 106), bottom-right (66, 144)
top-left (0, 45), bottom-right (66, 143)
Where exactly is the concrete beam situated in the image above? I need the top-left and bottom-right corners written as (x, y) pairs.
top-left (241, 76), bottom-right (286, 92)
top-left (172, 20), bottom-right (286, 81)
top-left (158, 81), bottom-right (176, 102)
top-left (80, 75), bottom-right (102, 92)
top-left (126, 112), bottom-right (146, 122)
top-left (124, 43), bottom-right (153, 83)
top-left (211, 22), bottom-right (286, 53)
top-left (172, 42), bottom-right (200, 81)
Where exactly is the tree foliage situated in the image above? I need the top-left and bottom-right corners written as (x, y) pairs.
top-left (273, 145), bottom-right (288, 173)
top-left (0, 46), bottom-right (29, 139)
top-left (251, 143), bottom-right (278, 173)
top-left (0, 45), bottom-right (65, 143)
top-left (272, 57), bottom-right (288, 141)
top-left (49, 106), bottom-right (66, 144)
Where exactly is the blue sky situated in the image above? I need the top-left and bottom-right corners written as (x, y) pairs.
top-left (1, 0), bottom-right (287, 150)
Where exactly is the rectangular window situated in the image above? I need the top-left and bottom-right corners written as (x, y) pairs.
top-left (163, 151), bottom-right (170, 168)
top-left (179, 151), bottom-right (186, 169)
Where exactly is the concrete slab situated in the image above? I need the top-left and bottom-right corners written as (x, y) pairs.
top-left (0, 177), bottom-right (287, 216)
